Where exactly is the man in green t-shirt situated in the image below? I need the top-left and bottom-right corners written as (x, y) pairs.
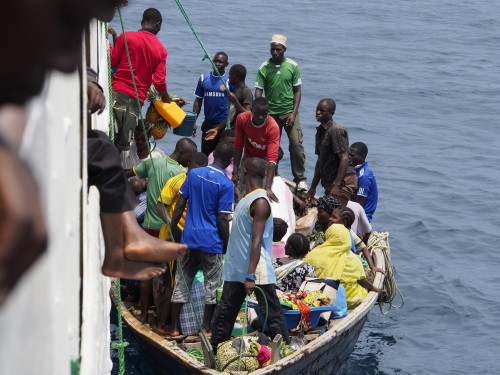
top-left (125, 138), bottom-right (197, 234)
top-left (255, 34), bottom-right (308, 192)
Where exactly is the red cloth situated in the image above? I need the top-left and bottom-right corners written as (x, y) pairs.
top-left (234, 111), bottom-right (280, 163)
top-left (110, 30), bottom-right (167, 104)
top-left (142, 227), bottom-right (161, 238)
top-left (256, 345), bottom-right (271, 368)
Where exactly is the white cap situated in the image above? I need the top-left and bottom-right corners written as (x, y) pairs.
top-left (271, 34), bottom-right (287, 47)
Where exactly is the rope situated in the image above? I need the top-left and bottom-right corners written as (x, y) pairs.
top-left (115, 9), bottom-right (218, 367)
top-left (105, 23), bottom-right (115, 141)
top-left (172, 0), bottom-right (231, 130)
top-left (110, 278), bottom-right (130, 375)
top-left (367, 232), bottom-right (404, 315)
top-left (105, 21), bottom-right (129, 375)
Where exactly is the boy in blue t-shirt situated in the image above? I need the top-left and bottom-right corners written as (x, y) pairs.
top-left (350, 142), bottom-right (378, 222)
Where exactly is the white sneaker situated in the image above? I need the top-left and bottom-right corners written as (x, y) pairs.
top-left (296, 180), bottom-right (308, 192)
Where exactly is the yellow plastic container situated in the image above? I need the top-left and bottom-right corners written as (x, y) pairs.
top-left (153, 99), bottom-right (186, 128)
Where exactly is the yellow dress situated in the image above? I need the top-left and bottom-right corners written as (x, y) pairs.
top-left (303, 224), bottom-right (367, 309)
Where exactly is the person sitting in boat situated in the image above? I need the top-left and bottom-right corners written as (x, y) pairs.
top-left (346, 200), bottom-right (372, 244)
top-left (337, 207), bottom-right (385, 276)
top-left (303, 223), bottom-right (381, 309)
top-left (308, 195), bottom-right (343, 249)
top-left (207, 128), bottom-right (235, 177)
top-left (129, 177), bottom-right (148, 225)
top-left (272, 233), bottom-right (316, 293)
top-left (272, 218), bottom-right (288, 258)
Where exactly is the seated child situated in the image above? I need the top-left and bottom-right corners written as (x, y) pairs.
top-left (338, 207), bottom-right (385, 275)
top-left (272, 233), bottom-right (316, 293)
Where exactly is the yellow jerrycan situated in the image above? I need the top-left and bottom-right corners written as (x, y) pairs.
top-left (153, 99), bottom-right (186, 128)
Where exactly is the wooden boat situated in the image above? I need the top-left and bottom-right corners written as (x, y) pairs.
top-left (111, 206), bottom-right (388, 375)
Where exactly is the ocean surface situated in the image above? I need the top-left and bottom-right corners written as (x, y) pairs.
top-left (110, 1), bottom-right (500, 374)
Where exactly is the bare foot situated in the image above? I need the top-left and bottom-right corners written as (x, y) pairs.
top-left (164, 327), bottom-right (181, 337)
top-left (102, 257), bottom-right (166, 281)
top-left (155, 326), bottom-right (171, 336)
top-left (122, 211), bottom-right (188, 263)
top-left (202, 330), bottom-right (212, 339)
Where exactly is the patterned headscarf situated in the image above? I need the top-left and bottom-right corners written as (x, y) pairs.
top-left (317, 195), bottom-right (342, 215)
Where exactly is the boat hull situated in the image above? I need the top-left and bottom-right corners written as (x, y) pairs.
top-left (111, 230), bottom-right (389, 375)
top-left (128, 313), bottom-right (368, 375)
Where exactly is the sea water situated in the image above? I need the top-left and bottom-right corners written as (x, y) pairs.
top-left (110, 1), bottom-right (500, 373)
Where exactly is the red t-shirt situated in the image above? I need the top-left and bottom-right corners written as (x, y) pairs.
top-left (234, 111), bottom-right (280, 163)
top-left (110, 30), bottom-right (167, 104)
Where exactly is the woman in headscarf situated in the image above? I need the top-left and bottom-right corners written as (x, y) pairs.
top-left (304, 197), bottom-right (381, 309)
top-left (308, 195), bottom-right (343, 248)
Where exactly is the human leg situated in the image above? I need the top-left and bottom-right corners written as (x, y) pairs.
top-left (336, 173), bottom-right (358, 206)
top-left (121, 212), bottom-right (187, 263)
top-left (138, 279), bottom-right (152, 324)
top-left (167, 251), bottom-right (199, 336)
top-left (200, 253), bottom-right (223, 333)
top-left (283, 113), bottom-right (306, 185)
top-left (255, 284), bottom-right (290, 343)
top-left (210, 281), bottom-right (247, 350)
top-left (100, 213), bottom-right (166, 280)
top-left (155, 262), bottom-right (176, 333)
top-left (112, 91), bottom-right (140, 152)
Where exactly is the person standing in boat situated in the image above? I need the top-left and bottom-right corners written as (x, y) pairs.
top-left (154, 151), bottom-right (208, 334)
top-left (255, 34), bottom-right (308, 193)
top-left (228, 64), bottom-right (253, 127)
top-left (125, 137), bottom-right (196, 323)
top-left (211, 157), bottom-right (290, 350)
top-left (193, 52), bottom-right (230, 156)
top-left (166, 141), bottom-right (235, 337)
top-left (349, 142), bottom-right (379, 222)
top-left (306, 98), bottom-right (357, 207)
top-left (110, 8), bottom-right (173, 152)
top-left (231, 97), bottom-right (281, 202)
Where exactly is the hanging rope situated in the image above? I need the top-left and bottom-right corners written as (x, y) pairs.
top-left (173, 0), bottom-right (231, 130)
top-left (105, 23), bottom-right (115, 141)
top-left (367, 232), bottom-right (404, 315)
top-left (111, 278), bottom-right (130, 375)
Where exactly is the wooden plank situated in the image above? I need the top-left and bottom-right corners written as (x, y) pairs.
top-left (270, 334), bottom-right (283, 364)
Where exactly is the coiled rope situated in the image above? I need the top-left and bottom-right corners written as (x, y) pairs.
top-left (367, 232), bottom-right (404, 315)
